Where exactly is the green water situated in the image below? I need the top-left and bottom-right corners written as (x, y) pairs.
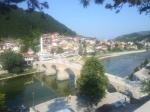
top-left (0, 73), bottom-right (72, 108)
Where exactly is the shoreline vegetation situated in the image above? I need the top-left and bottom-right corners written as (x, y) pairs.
top-left (0, 69), bottom-right (44, 81)
top-left (73, 50), bottom-right (146, 65)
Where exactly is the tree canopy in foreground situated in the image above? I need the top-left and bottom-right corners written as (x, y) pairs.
top-left (76, 57), bottom-right (109, 102)
top-left (0, 93), bottom-right (9, 112)
top-left (81, 0), bottom-right (150, 15)
top-left (141, 79), bottom-right (150, 94)
top-left (1, 0), bottom-right (150, 15)
top-left (0, 50), bottom-right (24, 74)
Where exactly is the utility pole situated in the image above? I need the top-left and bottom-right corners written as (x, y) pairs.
top-left (33, 92), bottom-right (34, 109)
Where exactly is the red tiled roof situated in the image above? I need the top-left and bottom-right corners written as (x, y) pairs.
top-left (22, 53), bottom-right (38, 58)
top-left (27, 48), bottom-right (34, 53)
top-left (5, 39), bottom-right (14, 43)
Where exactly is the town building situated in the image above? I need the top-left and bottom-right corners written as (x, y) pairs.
top-left (22, 48), bottom-right (39, 65)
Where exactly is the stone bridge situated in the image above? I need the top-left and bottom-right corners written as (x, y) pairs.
top-left (33, 60), bottom-right (140, 94)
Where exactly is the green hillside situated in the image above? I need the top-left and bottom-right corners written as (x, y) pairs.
top-left (115, 31), bottom-right (150, 42)
top-left (0, 8), bottom-right (76, 39)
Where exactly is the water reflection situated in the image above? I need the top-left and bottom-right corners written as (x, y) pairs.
top-left (64, 68), bottom-right (76, 93)
top-left (0, 72), bottom-right (75, 108)
top-left (35, 73), bottom-right (74, 96)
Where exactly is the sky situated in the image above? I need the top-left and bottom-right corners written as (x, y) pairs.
top-left (19, 0), bottom-right (150, 39)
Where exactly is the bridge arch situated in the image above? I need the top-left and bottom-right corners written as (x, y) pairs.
top-left (40, 64), bottom-right (47, 71)
top-left (44, 64), bottom-right (58, 76)
top-left (64, 68), bottom-right (76, 92)
top-left (109, 81), bottom-right (126, 92)
top-left (48, 65), bottom-right (58, 75)
top-left (35, 64), bottom-right (40, 71)
top-left (51, 65), bottom-right (58, 73)
top-left (107, 83), bottom-right (117, 93)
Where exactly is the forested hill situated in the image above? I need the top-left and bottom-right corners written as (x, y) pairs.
top-left (115, 31), bottom-right (150, 42)
top-left (0, 8), bottom-right (76, 39)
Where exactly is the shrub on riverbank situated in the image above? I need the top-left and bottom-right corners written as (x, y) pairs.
top-left (0, 51), bottom-right (24, 74)
top-left (127, 58), bottom-right (149, 80)
top-left (0, 68), bottom-right (36, 80)
top-left (0, 93), bottom-right (9, 112)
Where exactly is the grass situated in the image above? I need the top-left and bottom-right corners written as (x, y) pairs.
top-left (0, 68), bottom-right (36, 79)
top-left (22, 68), bottom-right (36, 74)
top-left (0, 73), bottom-right (14, 79)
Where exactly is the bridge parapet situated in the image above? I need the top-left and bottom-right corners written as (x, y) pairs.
top-left (33, 61), bottom-right (81, 81)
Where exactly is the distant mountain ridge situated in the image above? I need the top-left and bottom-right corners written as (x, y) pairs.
top-left (115, 31), bottom-right (150, 42)
top-left (136, 31), bottom-right (150, 35)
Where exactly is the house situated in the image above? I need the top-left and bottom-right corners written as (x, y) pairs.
top-left (89, 40), bottom-right (96, 45)
top-left (126, 45), bottom-right (137, 50)
top-left (22, 48), bottom-right (39, 65)
top-left (74, 37), bottom-right (81, 42)
top-left (118, 42), bottom-right (125, 50)
top-left (86, 46), bottom-right (95, 54)
top-left (12, 46), bottom-right (20, 53)
top-left (101, 45), bottom-right (108, 51)
top-left (96, 45), bottom-right (102, 50)
top-left (73, 43), bottom-right (79, 50)
top-left (5, 39), bottom-right (16, 47)
top-left (51, 32), bottom-right (59, 39)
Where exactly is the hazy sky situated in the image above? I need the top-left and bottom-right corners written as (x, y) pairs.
top-left (19, 0), bottom-right (150, 39)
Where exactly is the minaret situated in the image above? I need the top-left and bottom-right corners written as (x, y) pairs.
top-left (40, 35), bottom-right (43, 52)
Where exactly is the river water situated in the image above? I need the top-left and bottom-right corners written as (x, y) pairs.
top-left (0, 51), bottom-right (150, 108)
top-left (100, 51), bottom-right (150, 78)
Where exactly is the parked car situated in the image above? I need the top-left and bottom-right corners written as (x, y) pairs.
top-left (96, 104), bottom-right (113, 112)
top-left (57, 108), bottom-right (75, 112)
top-left (113, 99), bottom-right (128, 108)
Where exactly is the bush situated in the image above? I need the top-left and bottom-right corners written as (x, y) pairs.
top-left (12, 67), bottom-right (23, 74)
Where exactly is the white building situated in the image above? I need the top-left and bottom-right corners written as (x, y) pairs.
top-left (37, 35), bottom-right (52, 61)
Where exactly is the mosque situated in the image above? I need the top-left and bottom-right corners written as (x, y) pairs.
top-left (37, 35), bottom-right (53, 61)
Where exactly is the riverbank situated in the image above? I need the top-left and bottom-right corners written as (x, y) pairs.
top-left (0, 71), bottom-right (44, 81)
top-left (71, 50), bottom-right (146, 65)
top-left (99, 50), bottom-right (146, 60)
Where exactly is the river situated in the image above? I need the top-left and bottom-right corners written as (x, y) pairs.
top-left (0, 51), bottom-right (150, 108)
top-left (100, 51), bottom-right (150, 78)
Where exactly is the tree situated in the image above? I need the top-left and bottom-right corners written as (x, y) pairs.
top-left (141, 79), bottom-right (150, 94)
top-left (20, 45), bottom-right (29, 53)
top-left (134, 66), bottom-right (139, 73)
top-left (106, 44), bottom-right (111, 51)
top-left (1, 0), bottom-right (150, 16)
top-left (82, 40), bottom-right (87, 56)
top-left (95, 40), bottom-right (99, 45)
top-left (57, 46), bottom-right (64, 54)
top-left (140, 62), bottom-right (144, 68)
top-left (81, 0), bottom-right (150, 15)
top-left (76, 57), bottom-right (109, 102)
top-left (144, 58), bottom-right (149, 66)
top-left (0, 93), bottom-right (9, 112)
top-left (0, 0), bottom-right (49, 15)
top-left (135, 42), bottom-right (144, 49)
top-left (78, 44), bottom-right (83, 56)
top-left (0, 50), bottom-right (24, 74)
top-left (51, 48), bottom-right (55, 54)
